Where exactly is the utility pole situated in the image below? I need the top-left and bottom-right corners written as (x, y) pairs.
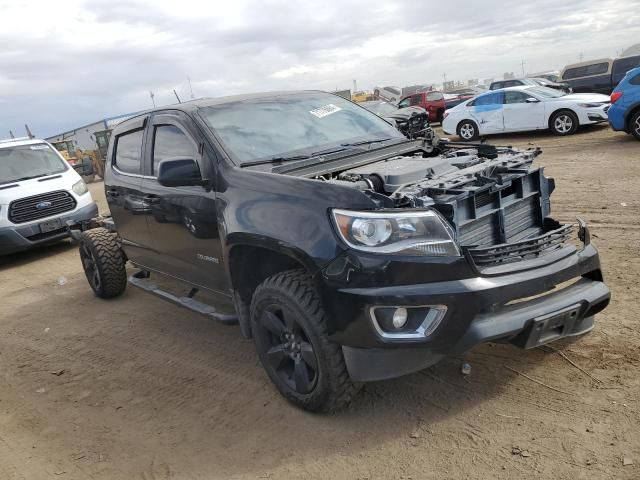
top-left (579, 52), bottom-right (584, 61)
top-left (353, 79), bottom-right (357, 92)
top-left (149, 91), bottom-right (156, 108)
top-left (173, 89), bottom-right (182, 104)
top-left (442, 72), bottom-right (447, 91)
top-left (187, 77), bottom-right (195, 99)
top-left (520, 59), bottom-right (526, 77)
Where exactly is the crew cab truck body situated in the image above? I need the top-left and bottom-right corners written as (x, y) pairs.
top-left (0, 137), bottom-right (98, 255)
top-left (76, 91), bottom-right (610, 412)
top-left (561, 55), bottom-right (640, 95)
top-left (398, 91), bottom-right (446, 123)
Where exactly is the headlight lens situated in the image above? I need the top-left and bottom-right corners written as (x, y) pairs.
top-left (577, 102), bottom-right (604, 108)
top-left (72, 179), bottom-right (88, 195)
top-left (332, 209), bottom-right (460, 256)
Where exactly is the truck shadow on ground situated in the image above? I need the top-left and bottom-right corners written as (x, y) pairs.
top-left (1, 279), bottom-right (561, 478)
top-left (0, 240), bottom-right (75, 270)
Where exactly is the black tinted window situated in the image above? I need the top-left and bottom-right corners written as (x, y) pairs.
top-left (504, 80), bottom-right (521, 88)
top-left (114, 129), bottom-right (143, 174)
top-left (152, 125), bottom-right (197, 176)
top-left (613, 56), bottom-right (640, 75)
top-left (504, 91), bottom-right (530, 104)
top-left (491, 82), bottom-right (503, 90)
top-left (585, 62), bottom-right (609, 76)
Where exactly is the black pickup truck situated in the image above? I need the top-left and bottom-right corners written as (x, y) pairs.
top-left (74, 91), bottom-right (610, 412)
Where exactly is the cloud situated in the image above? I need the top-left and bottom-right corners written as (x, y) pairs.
top-left (0, 0), bottom-right (638, 138)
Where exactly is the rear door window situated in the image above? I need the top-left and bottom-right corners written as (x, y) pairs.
top-left (114, 129), bottom-right (144, 175)
top-left (152, 125), bottom-right (198, 176)
top-left (471, 92), bottom-right (503, 106)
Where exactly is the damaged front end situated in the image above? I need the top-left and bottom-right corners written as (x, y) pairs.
top-left (317, 138), bottom-right (582, 269)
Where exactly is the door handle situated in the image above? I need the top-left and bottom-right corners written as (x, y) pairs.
top-left (143, 194), bottom-right (161, 204)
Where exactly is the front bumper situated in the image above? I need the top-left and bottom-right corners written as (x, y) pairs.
top-left (333, 242), bottom-right (609, 382)
top-left (580, 105), bottom-right (610, 124)
top-left (0, 202), bottom-right (98, 255)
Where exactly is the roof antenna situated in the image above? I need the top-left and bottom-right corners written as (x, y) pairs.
top-left (173, 89), bottom-right (182, 104)
top-left (25, 124), bottom-right (34, 139)
top-left (9, 130), bottom-right (15, 139)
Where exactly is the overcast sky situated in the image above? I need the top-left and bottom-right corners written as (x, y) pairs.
top-left (1, 0), bottom-right (638, 139)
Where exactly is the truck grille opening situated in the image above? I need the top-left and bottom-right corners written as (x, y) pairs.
top-left (9, 190), bottom-right (76, 224)
top-left (467, 224), bottom-right (573, 267)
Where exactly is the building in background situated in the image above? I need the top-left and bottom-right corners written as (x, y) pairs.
top-left (46, 112), bottom-right (141, 151)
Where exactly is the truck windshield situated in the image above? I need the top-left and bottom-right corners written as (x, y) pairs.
top-left (199, 92), bottom-right (404, 164)
top-left (0, 143), bottom-right (68, 185)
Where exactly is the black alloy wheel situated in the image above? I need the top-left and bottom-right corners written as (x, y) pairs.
top-left (255, 305), bottom-right (318, 395)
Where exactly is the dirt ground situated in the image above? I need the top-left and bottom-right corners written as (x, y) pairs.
top-left (0, 124), bottom-right (638, 480)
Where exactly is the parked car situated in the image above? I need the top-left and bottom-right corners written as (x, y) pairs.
top-left (0, 137), bottom-right (98, 255)
top-left (398, 91), bottom-right (446, 123)
top-left (73, 90), bottom-right (609, 412)
top-left (442, 86), bottom-right (610, 140)
top-left (528, 71), bottom-right (561, 83)
top-left (608, 66), bottom-right (640, 140)
top-left (490, 78), bottom-right (570, 93)
top-left (373, 86), bottom-right (403, 103)
top-left (360, 100), bottom-right (431, 138)
top-left (560, 55), bottom-right (640, 94)
top-left (444, 93), bottom-right (475, 110)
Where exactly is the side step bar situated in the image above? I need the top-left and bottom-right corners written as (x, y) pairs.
top-left (128, 274), bottom-right (238, 325)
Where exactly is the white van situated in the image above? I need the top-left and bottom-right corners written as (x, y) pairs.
top-left (0, 137), bottom-right (98, 255)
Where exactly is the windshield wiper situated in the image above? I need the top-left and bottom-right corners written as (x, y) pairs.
top-left (338, 137), bottom-right (398, 149)
top-left (241, 154), bottom-right (312, 167)
top-left (12, 174), bottom-right (47, 182)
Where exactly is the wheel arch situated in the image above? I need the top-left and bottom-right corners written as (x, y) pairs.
top-left (624, 102), bottom-right (640, 132)
top-left (226, 237), bottom-right (318, 337)
top-left (548, 108), bottom-right (579, 129)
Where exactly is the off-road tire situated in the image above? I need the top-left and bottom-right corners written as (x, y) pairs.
top-left (550, 110), bottom-right (579, 136)
top-left (457, 120), bottom-right (479, 141)
top-left (630, 110), bottom-right (640, 140)
top-left (250, 269), bottom-right (361, 412)
top-left (79, 228), bottom-right (127, 299)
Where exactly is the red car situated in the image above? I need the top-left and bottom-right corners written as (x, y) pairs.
top-left (398, 91), bottom-right (446, 123)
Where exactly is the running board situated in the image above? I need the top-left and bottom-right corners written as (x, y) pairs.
top-left (128, 275), bottom-right (238, 325)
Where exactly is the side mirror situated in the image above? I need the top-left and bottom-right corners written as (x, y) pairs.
top-left (525, 97), bottom-right (540, 103)
top-left (157, 158), bottom-right (204, 187)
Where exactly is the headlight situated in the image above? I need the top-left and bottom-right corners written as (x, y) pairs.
top-left (577, 102), bottom-right (604, 108)
top-left (331, 209), bottom-right (460, 256)
top-left (72, 179), bottom-right (88, 195)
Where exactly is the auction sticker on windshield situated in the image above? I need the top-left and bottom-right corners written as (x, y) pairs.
top-left (309, 104), bottom-right (342, 118)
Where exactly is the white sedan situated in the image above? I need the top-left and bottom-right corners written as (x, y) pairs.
top-left (442, 86), bottom-right (610, 140)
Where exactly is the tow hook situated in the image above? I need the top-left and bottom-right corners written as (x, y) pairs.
top-left (577, 217), bottom-right (591, 246)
